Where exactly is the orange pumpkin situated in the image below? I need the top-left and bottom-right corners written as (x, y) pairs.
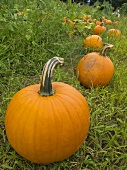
top-left (5, 57), bottom-right (90, 164)
top-left (96, 20), bottom-right (102, 25)
top-left (82, 14), bottom-right (87, 20)
top-left (76, 44), bottom-right (114, 88)
top-left (108, 29), bottom-right (121, 37)
top-left (83, 35), bottom-right (103, 50)
top-left (102, 16), bottom-right (106, 20)
top-left (96, 18), bottom-right (102, 25)
top-left (87, 15), bottom-right (91, 19)
top-left (112, 21), bottom-right (120, 25)
top-left (93, 24), bottom-right (106, 35)
top-left (105, 19), bottom-right (112, 25)
top-left (87, 19), bottom-right (93, 23)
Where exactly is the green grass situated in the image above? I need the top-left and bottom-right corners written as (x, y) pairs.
top-left (0, 0), bottom-right (127, 169)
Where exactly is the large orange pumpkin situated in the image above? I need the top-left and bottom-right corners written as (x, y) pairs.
top-left (5, 57), bottom-right (90, 164)
top-left (76, 44), bottom-right (114, 88)
top-left (83, 35), bottom-right (103, 50)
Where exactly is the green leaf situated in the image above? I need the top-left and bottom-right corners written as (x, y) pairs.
top-left (25, 34), bottom-right (31, 40)
top-left (8, 24), bottom-right (15, 32)
top-left (2, 164), bottom-right (13, 169)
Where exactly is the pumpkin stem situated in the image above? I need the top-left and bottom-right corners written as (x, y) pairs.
top-left (38, 57), bottom-right (64, 96)
top-left (100, 22), bottom-right (104, 26)
top-left (100, 18), bottom-right (102, 22)
top-left (101, 44), bottom-right (113, 56)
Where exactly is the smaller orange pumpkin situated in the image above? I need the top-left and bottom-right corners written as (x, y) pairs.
top-left (105, 19), bottom-right (112, 25)
top-left (93, 23), bottom-right (106, 35)
top-left (112, 21), bottom-right (120, 25)
top-left (76, 44), bottom-right (114, 88)
top-left (87, 15), bottom-right (91, 19)
top-left (96, 18), bottom-right (102, 25)
top-left (102, 16), bottom-right (106, 20)
top-left (87, 19), bottom-right (93, 23)
top-left (108, 29), bottom-right (121, 37)
top-left (82, 14), bottom-right (87, 20)
top-left (96, 20), bottom-right (102, 25)
top-left (83, 35), bottom-right (103, 50)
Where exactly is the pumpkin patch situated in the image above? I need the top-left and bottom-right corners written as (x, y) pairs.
top-left (1, 0), bottom-right (126, 169)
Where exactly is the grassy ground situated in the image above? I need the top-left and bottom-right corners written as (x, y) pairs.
top-left (0, 0), bottom-right (127, 169)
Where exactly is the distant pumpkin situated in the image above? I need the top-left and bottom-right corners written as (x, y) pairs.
top-left (96, 18), bottom-right (102, 25)
top-left (96, 20), bottom-right (102, 25)
top-left (108, 29), bottom-right (121, 37)
top-left (76, 44), bottom-right (114, 88)
top-left (93, 24), bottom-right (106, 35)
top-left (82, 14), bottom-right (87, 20)
top-left (87, 15), bottom-right (91, 19)
top-left (83, 35), bottom-right (103, 50)
top-left (112, 21), bottom-right (120, 25)
top-left (105, 19), bottom-right (112, 25)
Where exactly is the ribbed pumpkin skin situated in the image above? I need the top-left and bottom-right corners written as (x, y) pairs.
top-left (83, 35), bottom-right (103, 50)
top-left (108, 29), bottom-right (121, 37)
top-left (76, 52), bottom-right (114, 88)
top-left (5, 82), bottom-right (90, 164)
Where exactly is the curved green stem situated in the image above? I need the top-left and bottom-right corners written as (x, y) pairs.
top-left (101, 44), bottom-right (113, 56)
top-left (38, 57), bottom-right (64, 96)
